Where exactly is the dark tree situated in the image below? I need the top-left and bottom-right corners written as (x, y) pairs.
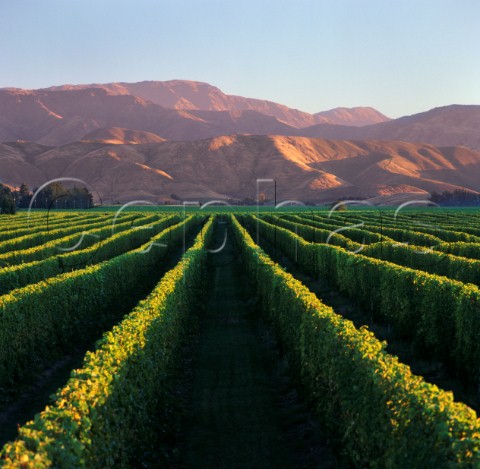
top-left (331, 200), bottom-right (348, 211)
top-left (31, 183), bottom-right (94, 209)
top-left (0, 185), bottom-right (17, 214)
top-left (17, 182), bottom-right (32, 208)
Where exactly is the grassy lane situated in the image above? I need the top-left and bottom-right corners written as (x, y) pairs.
top-left (182, 219), bottom-right (336, 469)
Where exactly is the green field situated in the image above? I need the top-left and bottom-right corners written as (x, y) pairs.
top-left (1, 209), bottom-right (480, 467)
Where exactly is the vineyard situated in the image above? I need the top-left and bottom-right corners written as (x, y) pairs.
top-left (1, 209), bottom-right (480, 467)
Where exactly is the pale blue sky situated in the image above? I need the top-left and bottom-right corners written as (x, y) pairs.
top-left (0, 0), bottom-right (478, 117)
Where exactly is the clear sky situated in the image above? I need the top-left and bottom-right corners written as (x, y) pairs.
top-left (0, 0), bottom-right (478, 117)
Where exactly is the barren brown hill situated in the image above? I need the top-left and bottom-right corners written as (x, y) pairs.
top-left (303, 105), bottom-right (480, 151)
top-left (2, 135), bottom-right (479, 204)
top-left (0, 141), bottom-right (49, 187)
top-left (45, 80), bottom-right (390, 128)
top-left (81, 127), bottom-right (166, 144)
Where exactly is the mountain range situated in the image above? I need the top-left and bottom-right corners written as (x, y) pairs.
top-left (0, 82), bottom-right (392, 146)
top-left (0, 80), bottom-right (479, 204)
top-left (2, 135), bottom-right (480, 204)
top-left (45, 80), bottom-right (391, 128)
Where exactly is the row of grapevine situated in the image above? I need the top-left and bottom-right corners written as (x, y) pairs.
top-left (279, 214), bottom-right (480, 285)
top-left (0, 213), bottom-right (99, 242)
top-left (327, 209), bottom-right (480, 223)
top-left (0, 215), bottom-right (181, 295)
top-left (361, 242), bottom-right (480, 286)
top-left (0, 212), bottom-right (87, 231)
top-left (0, 217), bottom-right (214, 467)
top-left (289, 214), bottom-right (388, 244)
top-left (0, 214), bottom-right (159, 267)
top-left (327, 210), bottom-right (476, 226)
top-left (262, 214), bottom-right (360, 250)
top-left (0, 216), bottom-right (203, 393)
top-left (0, 213), bottom-right (145, 254)
top-left (322, 211), bottom-right (480, 243)
top-left (243, 215), bottom-right (480, 384)
top-left (231, 215), bottom-right (480, 466)
top-left (435, 242), bottom-right (480, 260)
top-left (295, 214), bottom-right (445, 246)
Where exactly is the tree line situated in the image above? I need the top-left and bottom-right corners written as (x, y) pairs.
top-left (0, 182), bottom-right (94, 214)
top-left (430, 189), bottom-right (480, 206)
